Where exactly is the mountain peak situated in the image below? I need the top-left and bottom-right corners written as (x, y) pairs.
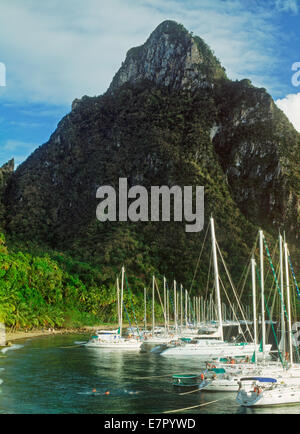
top-left (147, 20), bottom-right (190, 39)
top-left (107, 20), bottom-right (226, 94)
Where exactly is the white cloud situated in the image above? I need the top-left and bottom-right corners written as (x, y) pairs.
top-left (275, 92), bottom-right (300, 132)
top-left (0, 139), bottom-right (37, 167)
top-left (274, 0), bottom-right (299, 14)
top-left (2, 139), bottom-right (36, 152)
top-left (0, 0), bottom-right (294, 106)
top-left (0, 0), bottom-right (163, 105)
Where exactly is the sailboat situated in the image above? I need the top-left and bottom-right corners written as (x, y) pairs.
top-left (236, 377), bottom-right (300, 407)
top-left (143, 277), bottom-right (179, 344)
top-left (161, 218), bottom-right (271, 359)
top-left (85, 267), bottom-right (143, 350)
top-left (206, 232), bottom-right (300, 390)
top-left (198, 368), bottom-right (280, 393)
top-left (252, 235), bottom-right (300, 383)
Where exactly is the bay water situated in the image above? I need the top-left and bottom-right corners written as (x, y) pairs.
top-left (0, 334), bottom-right (298, 414)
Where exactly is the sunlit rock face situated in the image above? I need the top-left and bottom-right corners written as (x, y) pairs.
top-left (108, 20), bottom-right (226, 94)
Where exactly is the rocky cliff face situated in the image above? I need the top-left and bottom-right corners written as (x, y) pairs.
top-left (3, 21), bottom-right (300, 283)
top-left (212, 79), bottom-right (300, 238)
top-left (0, 159), bottom-right (14, 228)
top-left (108, 20), bottom-right (226, 94)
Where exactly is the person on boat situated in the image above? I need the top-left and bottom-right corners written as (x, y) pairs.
top-left (199, 373), bottom-right (206, 388)
top-left (230, 357), bottom-right (236, 365)
top-left (253, 385), bottom-right (262, 395)
top-left (285, 352), bottom-right (290, 362)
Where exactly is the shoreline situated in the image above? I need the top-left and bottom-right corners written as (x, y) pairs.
top-left (3, 324), bottom-right (121, 345)
top-left (2, 322), bottom-right (150, 346)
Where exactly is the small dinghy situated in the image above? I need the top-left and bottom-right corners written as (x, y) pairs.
top-left (172, 374), bottom-right (203, 388)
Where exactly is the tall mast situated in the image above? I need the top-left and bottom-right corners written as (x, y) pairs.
top-left (193, 297), bottom-right (196, 325)
top-left (152, 275), bottom-right (155, 334)
top-left (164, 277), bottom-right (167, 333)
top-left (117, 277), bottom-right (120, 330)
top-left (174, 280), bottom-right (177, 331)
top-left (177, 292), bottom-right (180, 331)
top-left (144, 288), bottom-right (147, 330)
top-left (185, 289), bottom-right (188, 327)
top-left (180, 285), bottom-right (183, 329)
top-left (259, 230), bottom-right (266, 361)
top-left (284, 242), bottom-right (293, 366)
top-left (210, 217), bottom-right (223, 341)
top-left (279, 234), bottom-right (285, 356)
top-left (120, 267), bottom-right (125, 337)
top-left (167, 288), bottom-right (170, 329)
top-left (251, 257), bottom-right (258, 365)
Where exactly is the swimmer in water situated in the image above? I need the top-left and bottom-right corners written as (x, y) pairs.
top-left (91, 389), bottom-right (110, 395)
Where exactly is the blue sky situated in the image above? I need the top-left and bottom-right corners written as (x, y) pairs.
top-left (0, 0), bottom-right (299, 167)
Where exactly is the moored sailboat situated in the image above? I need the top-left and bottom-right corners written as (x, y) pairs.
top-left (85, 267), bottom-right (143, 350)
top-left (236, 377), bottom-right (300, 407)
top-left (161, 218), bottom-right (272, 359)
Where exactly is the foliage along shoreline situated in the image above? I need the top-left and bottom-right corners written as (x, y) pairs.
top-left (2, 325), bottom-right (119, 346)
top-left (0, 232), bottom-right (160, 331)
top-left (0, 227), bottom-right (299, 333)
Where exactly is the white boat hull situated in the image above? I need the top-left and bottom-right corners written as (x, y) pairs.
top-left (161, 342), bottom-right (272, 358)
top-left (237, 386), bottom-right (300, 407)
top-left (144, 336), bottom-right (178, 344)
top-left (203, 374), bottom-right (280, 393)
top-left (85, 333), bottom-right (143, 350)
top-left (217, 364), bottom-right (300, 386)
top-left (204, 378), bottom-right (249, 392)
top-left (85, 340), bottom-right (142, 350)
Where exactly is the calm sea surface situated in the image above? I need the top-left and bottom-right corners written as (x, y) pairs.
top-left (0, 334), bottom-right (299, 414)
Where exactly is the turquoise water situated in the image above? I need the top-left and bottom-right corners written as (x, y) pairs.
top-left (0, 334), bottom-right (299, 414)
